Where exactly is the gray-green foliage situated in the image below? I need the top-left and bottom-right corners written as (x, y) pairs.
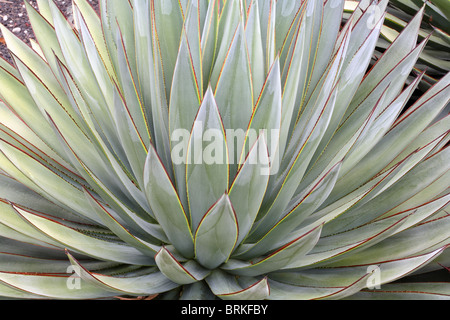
top-left (0, 0), bottom-right (448, 300)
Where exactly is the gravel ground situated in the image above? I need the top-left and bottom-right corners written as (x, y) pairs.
top-left (0, 0), bottom-right (99, 64)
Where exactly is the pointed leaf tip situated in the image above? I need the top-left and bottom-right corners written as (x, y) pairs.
top-left (194, 194), bottom-right (239, 269)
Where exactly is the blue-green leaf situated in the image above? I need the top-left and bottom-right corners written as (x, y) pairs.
top-left (206, 270), bottom-right (270, 300)
top-left (229, 134), bottom-right (270, 245)
top-left (194, 194), bottom-right (238, 269)
top-left (143, 144), bottom-right (194, 258)
top-left (186, 87), bottom-right (229, 230)
top-left (155, 246), bottom-right (210, 285)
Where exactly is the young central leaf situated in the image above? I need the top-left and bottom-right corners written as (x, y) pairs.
top-left (194, 194), bottom-right (238, 269)
top-left (186, 87), bottom-right (229, 230)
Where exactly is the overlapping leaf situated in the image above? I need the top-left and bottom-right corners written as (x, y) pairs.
top-left (0, 0), bottom-right (448, 300)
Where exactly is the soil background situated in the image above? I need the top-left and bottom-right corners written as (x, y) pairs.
top-left (0, 0), bottom-right (99, 63)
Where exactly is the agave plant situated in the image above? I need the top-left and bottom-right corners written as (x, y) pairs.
top-left (0, 0), bottom-right (449, 300)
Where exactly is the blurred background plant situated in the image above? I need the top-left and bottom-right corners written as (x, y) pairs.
top-left (345, 0), bottom-right (450, 89)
